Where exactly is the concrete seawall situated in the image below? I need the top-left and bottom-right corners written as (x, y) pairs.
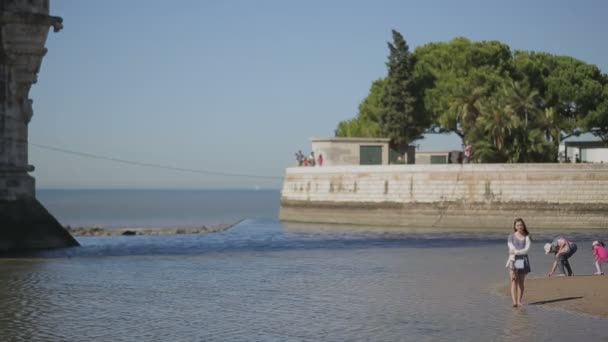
top-left (279, 164), bottom-right (608, 229)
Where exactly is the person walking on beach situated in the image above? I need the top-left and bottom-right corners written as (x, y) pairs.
top-left (506, 218), bottom-right (531, 307)
top-left (592, 241), bottom-right (608, 275)
top-left (545, 236), bottom-right (577, 276)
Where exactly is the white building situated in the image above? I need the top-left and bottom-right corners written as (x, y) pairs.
top-left (559, 141), bottom-right (608, 163)
top-left (310, 137), bottom-right (392, 166)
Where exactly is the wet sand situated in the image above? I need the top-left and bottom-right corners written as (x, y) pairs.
top-left (503, 276), bottom-right (608, 318)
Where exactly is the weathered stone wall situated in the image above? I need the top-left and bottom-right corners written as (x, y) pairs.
top-left (0, 1), bottom-right (78, 252)
top-left (279, 164), bottom-right (608, 229)
top-left (0, 0), bottom-right (62, 200)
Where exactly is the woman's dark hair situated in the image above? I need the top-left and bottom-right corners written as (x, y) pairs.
top-left (513, 218), bottom-right (529, 236)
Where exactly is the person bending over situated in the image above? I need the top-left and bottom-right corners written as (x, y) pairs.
top-left (545, 237), bottom-right (577, 276)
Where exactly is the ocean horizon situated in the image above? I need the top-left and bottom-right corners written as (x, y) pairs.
top-left (37, 188), bottom-right (282, 228)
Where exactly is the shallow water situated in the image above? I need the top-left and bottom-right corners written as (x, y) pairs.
top-left (1, 220), bottom-right (607, 341)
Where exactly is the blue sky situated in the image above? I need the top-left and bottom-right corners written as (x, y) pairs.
top-left (29, 0), bottom-right (608, 189)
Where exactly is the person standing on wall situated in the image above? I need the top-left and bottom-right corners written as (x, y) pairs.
top-left (295, 150), bottom-right (304, 166)
top-left (506, 218), bottom-right (531, 307)
top-left (545, 237), bottom-right (578, 276)
top-left (463, 143), bottom-right (472, 163)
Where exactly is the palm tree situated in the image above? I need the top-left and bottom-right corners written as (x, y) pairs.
top-left (503, 81), bottom-right (540, 128)
top-left (475, 97), bottom-right (521, 154)
top-left (446, 85), bottom-right (487, 140)
top-left (470, 139), bottom-right (499, 163)
top-left (506, 127), bottom-right (555, 163)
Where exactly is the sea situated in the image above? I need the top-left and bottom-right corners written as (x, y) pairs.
top-left (1, 189), bottom-right (607, 341)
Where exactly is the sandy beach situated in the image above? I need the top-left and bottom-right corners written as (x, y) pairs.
top-left (503, 276), bottom-right (608, 318)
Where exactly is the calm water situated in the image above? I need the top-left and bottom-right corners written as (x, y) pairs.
top-left (2, 190), bottom-right (608, 341)
top-left (37, 189), bottom-right (281, 228)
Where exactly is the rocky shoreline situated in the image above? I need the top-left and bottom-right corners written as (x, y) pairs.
top-left (64, 220), bottom-right (242, 237)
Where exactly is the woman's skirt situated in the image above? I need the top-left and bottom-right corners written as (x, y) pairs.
top-left (510, 255), bottom-right (531, 274)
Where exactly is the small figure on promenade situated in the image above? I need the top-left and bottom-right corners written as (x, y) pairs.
top-left (303, 156), bottom-right (309, 167)
top-left (317, 153), bottom-right (323, 167)
top-left (309, 151), bottom-right (316, 167)
top-left (295, 150), bottom-right (304, 166)
top-left (506, 218), bottom-right (531, 307)
top-left (463, 143), bottom-right (472, 163)
top-left (592, 241), bottom-right (608, 275)
top-left (545, 236), bottom-right (578, 276)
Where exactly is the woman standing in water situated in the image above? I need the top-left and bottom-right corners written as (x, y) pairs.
top-left (506, 218), bottom-right (531, 307)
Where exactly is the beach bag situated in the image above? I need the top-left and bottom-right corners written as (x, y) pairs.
top-left (514, 255), bottom-right (525, 269)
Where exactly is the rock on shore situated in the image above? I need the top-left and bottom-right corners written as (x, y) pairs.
top-left (65, 221), bottom-right (240, 237)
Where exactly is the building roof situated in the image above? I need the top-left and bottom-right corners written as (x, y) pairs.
top-left (564, 141), bottom-right (608, 148)
top-left (311, 137), bottom-right (391, 143)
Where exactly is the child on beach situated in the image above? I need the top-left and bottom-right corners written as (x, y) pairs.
top-left (592, 241), bottom-right (608, 275)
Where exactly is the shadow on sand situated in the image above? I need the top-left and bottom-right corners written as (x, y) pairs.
top-left (529, 296), bottom-right (584, 305)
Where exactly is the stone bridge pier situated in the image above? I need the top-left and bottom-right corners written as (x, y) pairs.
top-left (0, 0), bottom-right (78, 252)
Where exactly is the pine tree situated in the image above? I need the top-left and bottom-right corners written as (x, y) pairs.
top-left (378, 30), bottom-right (426, 148)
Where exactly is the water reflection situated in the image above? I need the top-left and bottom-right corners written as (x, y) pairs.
top-left (501, 308), bottom-right (533, 341)
top-left (0, 260), bottom-right (48, 341)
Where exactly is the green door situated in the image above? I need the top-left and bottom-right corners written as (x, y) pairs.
top-left (360, 146), bottom-right (382, 165)
top-left (430, 155), bottom-right (447, 164)
top-left (389, 148), bottom-right (404, 164)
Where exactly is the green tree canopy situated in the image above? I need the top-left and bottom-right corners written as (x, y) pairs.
top-left (584, 85), bottom-right (608, 142)
top-left (335, 78), bottom-right (385, 137)
top-left (412, 37), bottom-right (513, 138)
top-left (335, 32), bottom-right (608, 162)
top-left (413, 38), bottom-right (608, 162)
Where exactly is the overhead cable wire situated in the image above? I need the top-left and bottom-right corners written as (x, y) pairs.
top-left (28, 142), bottom-right (284, 180)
